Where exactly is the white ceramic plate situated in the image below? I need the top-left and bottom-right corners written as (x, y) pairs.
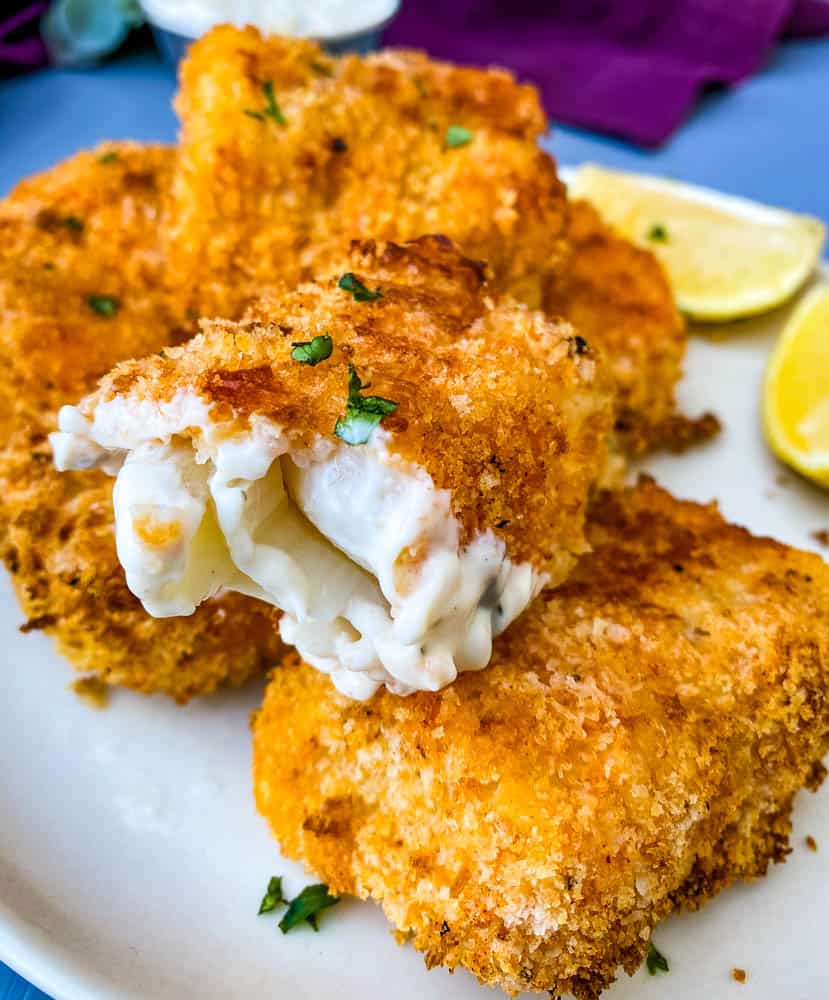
top-left (1, 264), bottom-right (828, 1000)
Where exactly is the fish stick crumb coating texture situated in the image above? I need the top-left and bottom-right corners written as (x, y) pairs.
top-left (0, 145), bottom-right (282, 700)
top-left (548, 200), bottom-right (719, 455)
top-left (165, 25), bottom-right (568, 319)
top-left (81, 236), bottom-right (614, 581)
top-left (253, 479), bottom-right (829, 998)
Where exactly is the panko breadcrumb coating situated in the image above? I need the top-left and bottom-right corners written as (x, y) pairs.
top-left (164, 24), bottom-right (569, 319)
top-left (253, 478), bottom-right (829, 997)
top-left (548, 199), bottom-right (719, 455)
top-left (52, 236), bottom-right (614, 697)
top-left (0, 145), bottom-right (282, 701)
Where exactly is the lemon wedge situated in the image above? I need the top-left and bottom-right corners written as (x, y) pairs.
top-left (764, 284), bottom-right (829, 486)
top-left (566, 164), bottom-right (825, 322)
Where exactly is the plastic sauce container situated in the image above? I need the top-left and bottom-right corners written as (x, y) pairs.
top-left (138, 0), bottom-right (401, 62)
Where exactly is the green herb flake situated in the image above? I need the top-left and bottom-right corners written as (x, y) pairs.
top-left (258, 876), bottom-right (285, 916)
top-left (334, 364), bottom-right (399, 446)
top-left (87, 294), bottom-right (119, 317)
top-left (646, 223), bottom-right (669, 243)
top-left (337, 272), bottom-right (383, 302)
top-left (291, 334), bottom-right (333, 366)
top-left (445, 124), bottom-right (473, 149)
top-left (98, 151), bottom-right (119, 164)
top-left (263, 80), bottom-right (287, 124)
top-left (278, 883), bottom-right (339, 933)
top-left (62, 215), bottom-right (84, 233)
top-left (646, 941), bottom-right (669, 976)
top-left (244, 80), bottom-right (287, 125)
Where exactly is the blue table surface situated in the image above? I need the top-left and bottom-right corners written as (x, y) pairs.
top-left (1, 32), bottom-right (828, 1000)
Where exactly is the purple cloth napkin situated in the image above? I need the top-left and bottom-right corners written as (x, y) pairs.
top-left (0, 1), bottom-right (48, 78)
top-left (385, 0), bottom-right (829, 146)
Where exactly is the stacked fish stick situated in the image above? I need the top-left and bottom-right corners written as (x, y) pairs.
top-left (2, 23), bottom-right (827, 999)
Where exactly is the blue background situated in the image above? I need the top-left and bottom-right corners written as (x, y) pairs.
top-left (1, 31), bottom-right (828, 1000)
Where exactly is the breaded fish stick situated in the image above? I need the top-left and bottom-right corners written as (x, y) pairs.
top-left (164, 25), bottom-right (569, 319)
top-left (0, 146), bottom-right (282, 700)
top-left (51, 237), bottom-right (614, 698)
top-left (252, 479), bottom-right (829, 997)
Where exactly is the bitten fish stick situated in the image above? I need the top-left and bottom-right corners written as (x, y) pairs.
top-left (252, 479), bottom-right (829, 997)
top-left (51, 237), bottom-right (614, 698)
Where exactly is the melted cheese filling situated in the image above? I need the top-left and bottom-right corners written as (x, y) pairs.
top-left (51, 394), bottom-right (543, 698)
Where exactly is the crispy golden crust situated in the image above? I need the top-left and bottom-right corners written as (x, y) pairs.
top-left (548, 200), bottom-right (718, 455)
top-left (0, 145), bottom-right (282, 701)
top-left (164, 25), bottom-right (568, 319)
top-left (81, 236), bottom-right (614, 579)
top-left (252, 479), bottom-right (829, 997)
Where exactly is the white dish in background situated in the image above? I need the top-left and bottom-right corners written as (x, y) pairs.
top-left (139, 0), bottom-right (400, 41)
top-left (139, 0), bottom-right (401, 65)
top-left (1, 258), bottom-right (828, 998)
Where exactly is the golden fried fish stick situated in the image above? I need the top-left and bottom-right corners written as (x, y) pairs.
top-left (52, 236), bottom-right (614, 698)
top-left (0, 145), bottom-right (282, 701)
top-left (252, 479), bottom-right (829, 997)
top-left (164, 25), bottom-right (569, 319)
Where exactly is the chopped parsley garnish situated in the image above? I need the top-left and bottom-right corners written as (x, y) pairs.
top-left (646, 223), bottom-right (669, 243)
top-left (445, 124), bottom-right (473, 148)
top-left (335, 364), bottom-right (399, 446)
top-left (330, 136), bottom-right (348, 154)
top-left (291, 334), bottom-right (333, 366)
top-left (98, 151), bottom-right (119, 164)
top-left (87, 294), bottom-right (119, 317)
top-left (245, 80), bottom-right (287, 125)
top-left (262, 80), bottom-right (287, 124)
top-left (646, 941), bottom-right (669, 976)
top-left (62, 215), bottom-right (84, 232)
top-left (278, 883), bottom-right (339, 933)
top-left (337, 272), bottom-right (383, 302)
top-left (258, 876), bottom-right (285, 915)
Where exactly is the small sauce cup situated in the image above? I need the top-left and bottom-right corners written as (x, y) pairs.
top-left (139, 1), bottom-right (401, 64)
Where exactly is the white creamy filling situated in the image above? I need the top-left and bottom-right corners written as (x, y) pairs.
top-left (50, 393), bottom-right (544, 698)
